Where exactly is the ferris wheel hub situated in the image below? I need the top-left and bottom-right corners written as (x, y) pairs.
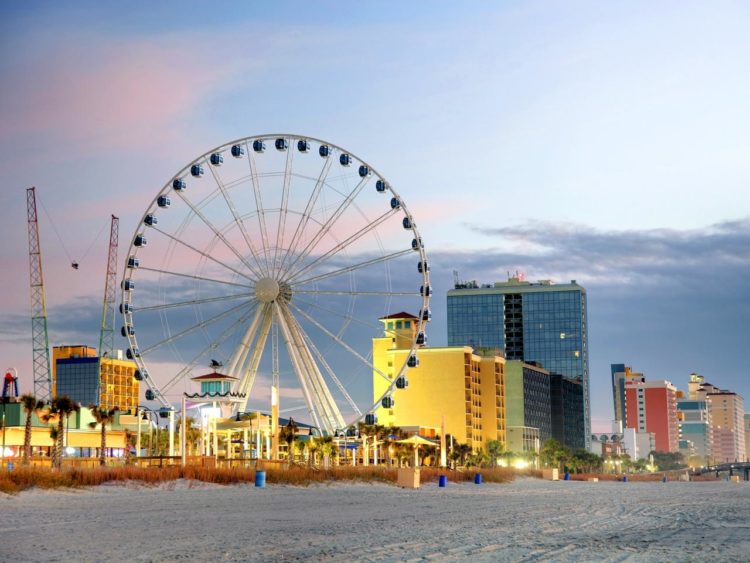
top-left (255, 277), bottom-right (280, 303)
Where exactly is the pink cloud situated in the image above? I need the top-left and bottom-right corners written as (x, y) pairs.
top-left (1, 36), bottom-right (233, 152)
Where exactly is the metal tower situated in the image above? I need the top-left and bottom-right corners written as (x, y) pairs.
top-left (99, 215), bottom-right (119, 359)
top-left (26, 187), bottom-right (52, 400)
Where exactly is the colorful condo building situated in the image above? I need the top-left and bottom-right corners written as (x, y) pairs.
top-left (447, 276), bottom-right (589, 449)
top-left (689, 374), bottom-right (746, 463)
top-left (372, 313), bottom-right (506, 452)
top-left (624, 376), bottom-right (679, 453)
top-left (53, 345), bottom-right (140, 412)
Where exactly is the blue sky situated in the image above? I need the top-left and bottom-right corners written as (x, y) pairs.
top-left (2, 2), bottom-right (749, 431)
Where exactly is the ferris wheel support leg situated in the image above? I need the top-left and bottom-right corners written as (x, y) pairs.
top-left (227, 305), bottom-right (265, 382)
top-left (271, 312), bottom-right (280, 461)
top-left (235, 306), bottom-right (273, 413)
top-left (275, 304), bottom-right (326, 435)
top-left (168, 409), bottom-right (175, 458)
top-left (283, 308), bottom-right (346, 430)
top-left (279, 305), bottom-right (343, 433)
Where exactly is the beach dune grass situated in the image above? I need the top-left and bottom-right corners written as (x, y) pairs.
top-left (0, 465), bottom-right (516, 494)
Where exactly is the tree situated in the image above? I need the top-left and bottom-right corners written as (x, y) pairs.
top-left (314, 436), bottom-right (335, 469)
top-left (454, 443), bottom-right (472, 466)
top-left (279, 418), bottom-right (298, 466)
top-left (486, 439), bottom-right (505, 467)
top-left (540, 439), bottom-right (571, 471)
top-left (20, 394), bottom-right (45, 465)
top-left (88, 405), bottom-right (119, 467)
top-left (123, 429), bottom-right (133, 465)
top-left (649, 450), bottom-right (686, 471)
top-left (42, 395), bottom-right (80, 469)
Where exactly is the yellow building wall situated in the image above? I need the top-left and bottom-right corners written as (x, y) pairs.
top-left (479, 356), bottom-right (506, 446)
top-left (372, 314), bottom-right (506, 452)
top-left (374, 346), bottom-right (476, 446)
top-left (99, 358), bottom-right (139, 412)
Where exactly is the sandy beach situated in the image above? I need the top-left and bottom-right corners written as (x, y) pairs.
top-left (1, 478), bottom-right (749, 562)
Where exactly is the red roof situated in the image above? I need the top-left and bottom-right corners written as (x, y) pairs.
top-left (379, 312), bottom-right (418, 320)
top-left (190, 371), bottom-right (238, 381)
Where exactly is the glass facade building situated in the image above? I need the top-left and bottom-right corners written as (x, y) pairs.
top-left (56, 357), bottom-right (101, 406)
top-left (448, 278), bottom-right (590, 449)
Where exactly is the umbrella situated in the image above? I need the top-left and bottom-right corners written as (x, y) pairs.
top-left (396, 435), bottom-right (437, 446)
top-left (396, 435), bottom-right (437, 467)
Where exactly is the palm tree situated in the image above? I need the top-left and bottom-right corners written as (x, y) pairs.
top-left (486, 439), bottom-right (505, 467)
top-left (455, 443), bottom-right (472, 466)
top-left (49, 427), bottom-right (59, 467)
top-left (123, 429), bottom-right (133, 465)
top-left (20, 394), bottom-right (45, 465)
top-left (316, 435), bottom-right (335, 469)
top-left (42, 395), bottom-right (80, 469)
top-left (88, 405), bottom-right (119, 466)
top-left (307, 438), bottom-right (319, 467)
top-left (279, 418), bottom-right (298, 466)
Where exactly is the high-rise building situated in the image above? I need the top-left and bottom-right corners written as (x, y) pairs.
top-left (689, 374), bottom-right (746, 464)
top-left (54, 345), bottom-right (139, 412)
top-left (624, 378), bottom-right (679, 453)
top-left (611, 364), bottom-right (644, 424)
top-left (447, 277), bottom-right (590, 448)
top-left (373, 313), bottom-right (506, 451)
top-left (677, 394), bottom-right (713, 467)
top-left (504, 360), bottom-right (552, 444)
top-left (550, 372), bottom-right (584, 450)
top-left (744, 414), bottom-right (750, 462)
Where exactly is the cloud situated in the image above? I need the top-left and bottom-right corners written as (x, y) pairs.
top-left (422, 218), bottom-right (750, 429)
top-left (0, 36), bottom-right (234, 153)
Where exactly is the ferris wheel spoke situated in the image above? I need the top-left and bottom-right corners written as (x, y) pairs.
top-left (141, 299), bottom-right (253, 355)
top-left (295, 290), bottom-right (417, 296)
top-left (245, 146), bottom-right (273, 275)
top-left (160, 302), bottom-right (259, 394)
top-left (139, 267), bottom-right (251, 289)
top-left (293, 296), bottom-right (404, 342)
top-left (282, 173), bottom-right (373, 278)
top-left (288, 302), bottom-right (393, 385)
top-left (278, 304), bottom-right (344, 433)
top-left (172, 193), bottom-right (263, 280)
top-left (275, 303), bottom-right (325, 433)
top-left (286, 207), bottom-right (400, 283)
top-left (292, 313), bottom-right (362, 417)
top-left (290, 248), bottom-right (414, 288)
top-left (277, 156), bottom-right (333, 274)
top-left (150, 226), bottom-right (255, 282)
top-left (272, 147), bottom-right (294, 276)
top-left (203, 157), bottom-right (268, 279)
top-left (133, 293), bottom-right (251, 313)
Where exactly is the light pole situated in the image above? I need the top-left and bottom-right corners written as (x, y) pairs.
top-left (1, 399), bottom-right (6, 467)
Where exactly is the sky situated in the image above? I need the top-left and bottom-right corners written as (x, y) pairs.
top-left (1, 1), bottom-right (749, 432)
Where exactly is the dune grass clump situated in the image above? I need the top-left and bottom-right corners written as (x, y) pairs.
top-left (0, 464), bottom-right (521, 494)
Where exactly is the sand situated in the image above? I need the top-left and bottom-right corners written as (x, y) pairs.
top-left (1, 478), bottom-right (749, 561)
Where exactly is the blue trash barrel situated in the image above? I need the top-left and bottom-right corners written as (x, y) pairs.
top-left (563, 472), bottom-right (570, 481)
top-left (7, 462), bottom-right (14, 472)
top-left (439, 475), bottom-right (447, 488)
top-left (255, 470), bottom-right (266, 488)
top-left (623, 475), bottom-right (628, 482)
top-left (662, 475), bottom-right (668, 483)
top-left (474, 473), bottom-right (482, 485)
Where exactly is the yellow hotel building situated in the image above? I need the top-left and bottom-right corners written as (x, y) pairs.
top-left (373, 313), bottom-right (506, 451)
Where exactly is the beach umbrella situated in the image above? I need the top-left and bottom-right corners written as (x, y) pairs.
top-left (396, 435), bottom-right (437, 467)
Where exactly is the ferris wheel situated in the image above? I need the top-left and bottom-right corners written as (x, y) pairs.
top-left (120, 134), bottom-right (430, 435)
